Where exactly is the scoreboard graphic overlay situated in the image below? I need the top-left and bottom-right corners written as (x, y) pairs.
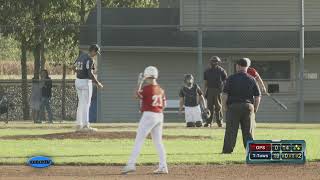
top-left (246, 140), bottom-right (306, 164)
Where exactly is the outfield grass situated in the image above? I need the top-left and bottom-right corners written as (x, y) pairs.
top-left (0, 122), bottom-right (319, 165)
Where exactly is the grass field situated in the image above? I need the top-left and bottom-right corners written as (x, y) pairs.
top-left (0, 122), bottom-right (319, 165)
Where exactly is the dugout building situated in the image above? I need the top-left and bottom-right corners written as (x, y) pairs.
top-left (80, 0), bottom-right (320, 122)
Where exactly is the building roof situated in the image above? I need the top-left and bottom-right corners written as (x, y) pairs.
top-left (80, 8), bottom-right (320, 48)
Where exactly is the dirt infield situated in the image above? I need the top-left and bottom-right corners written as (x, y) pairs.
top-left (0, 163), bottom-right (319, 180)
top-left (0, 131), bottom-right (212, 140)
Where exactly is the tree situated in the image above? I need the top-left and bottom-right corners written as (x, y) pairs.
top-left (44, 0), bottom-right (95, 119)
top-left (0, 0), bottom-right (35, 120)
top-left (38, 0), bottom-right (160, 119)
top-left (0, 0), bottom-right (160, 120)
top-left (0, 36), bottom-right (20, 62)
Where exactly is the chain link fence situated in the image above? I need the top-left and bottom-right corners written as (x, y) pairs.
top-left (0, 80), bottom-right (77, 122)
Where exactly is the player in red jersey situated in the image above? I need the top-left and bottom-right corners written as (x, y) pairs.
top-left (122, 66), bottom-right (168, 175)
top-left (243, 58), bottom-right (267, 94)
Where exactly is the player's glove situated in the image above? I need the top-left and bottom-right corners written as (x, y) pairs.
top-left (202, 108), bottom-right (211, 121)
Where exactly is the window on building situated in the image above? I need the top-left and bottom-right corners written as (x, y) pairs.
top-left (251, 61), bottom-right (291, 80)
top-left (268, 84), bottom-right (280, 93)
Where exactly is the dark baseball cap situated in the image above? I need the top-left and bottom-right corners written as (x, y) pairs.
top-left (210, 56), bottom-right (221, 63)
top-left (236, 58), bottom-right (249, 67)
top-left (89, 44), bottom-right (100, 55)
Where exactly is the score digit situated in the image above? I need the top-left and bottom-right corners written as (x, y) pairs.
top-left (272, 144), bottom-right (281, 151)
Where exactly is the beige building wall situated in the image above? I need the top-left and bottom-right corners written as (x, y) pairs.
top-left (181, 0), bottom-right (320, 31)
top-left (98, 50), bottom-right (320, 122)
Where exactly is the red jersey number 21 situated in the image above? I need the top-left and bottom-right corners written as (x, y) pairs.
top-left (152, 95), bottom-right (163, 107)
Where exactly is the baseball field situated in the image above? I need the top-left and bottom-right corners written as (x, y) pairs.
top-left (0, 122), bottom-right (319, 180)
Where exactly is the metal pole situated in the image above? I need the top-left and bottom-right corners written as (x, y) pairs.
top-left (197, 0), bottom-right (203, 85)
top-left (299, 0), bottom-right (304, 122)
top-left (96, 0), bottom-right (102, 122)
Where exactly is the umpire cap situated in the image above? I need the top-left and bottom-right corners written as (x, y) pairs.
top-left (89, 44), bottom-right (101, 55)
top-left (237, 58), bottom-right (249, 67)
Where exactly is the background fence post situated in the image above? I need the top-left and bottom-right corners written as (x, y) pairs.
top-left (298, 0), bottom-right (305, 122)
top-left (96, 0), bottom-right (102, 122)
top-left (197, 0), bottom-right (203, 86)
top-left (61, 64), bottom-right (67, 120)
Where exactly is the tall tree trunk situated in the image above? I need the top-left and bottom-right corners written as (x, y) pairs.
top-left (40, 15), bottom-right (46, 71)
top-left (33, 44), bottom-right (41, 79)
top-left (79, 0), bottom-right (86, 56)
top-left (61, 63), bottom-right (67, 120)
top-left (40, 40), bottom-right (46, 70)
top-left (21, 38), bottom-right (29, 120)
top-left (33, 0), bottom-right (42, 79)
top-left (80, 0), bottom-right (86, 24)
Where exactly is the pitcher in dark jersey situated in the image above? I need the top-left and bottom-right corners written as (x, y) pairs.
top-left (74, 44), bottom-right (103, 132)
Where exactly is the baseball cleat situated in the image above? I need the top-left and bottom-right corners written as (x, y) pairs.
top-left (153, 167), bottom-right (168, 174)
top-left (195, 121), bottom-right (203, 127)
top-left (221, 151), bottom-right (232, 154)
top-left (203, 123), bottom-right (211, 128)
top-left (121, 165), bottom-right (136, 174)
top-left (82, 126), bottom-right (98, 132)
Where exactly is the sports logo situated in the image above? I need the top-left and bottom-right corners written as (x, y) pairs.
top-left (27, 156), bottom-right (53, 168)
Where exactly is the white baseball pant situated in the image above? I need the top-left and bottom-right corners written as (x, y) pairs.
top-left (75, 79), bottom-right (92, 128)
top-left (127, 111), bottom-right (167, 168)
top-left (185, 105), bottom-right (202, 123)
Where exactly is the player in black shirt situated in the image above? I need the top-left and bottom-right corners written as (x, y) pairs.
top-left (74, 44), bottom-right (103, 132)
top-left (203, 56), bottom-right (227, 128)
top-left (179, 74), bottom-right (209, 127)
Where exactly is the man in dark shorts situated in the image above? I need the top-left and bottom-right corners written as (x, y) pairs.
top-left (179, 74), bottom-right (207, 127)
top-left (204, 56), bottom-right (227, 127)
top-left (40, 69), bottom-right (53, 123)
top-left (222, 58), bottom-right (261, 154)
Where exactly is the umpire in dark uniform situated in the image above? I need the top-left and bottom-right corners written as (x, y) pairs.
top-left (222, 58), bottom-right (261, 154)
top-left (204, 56), bottom-right (227, 127)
